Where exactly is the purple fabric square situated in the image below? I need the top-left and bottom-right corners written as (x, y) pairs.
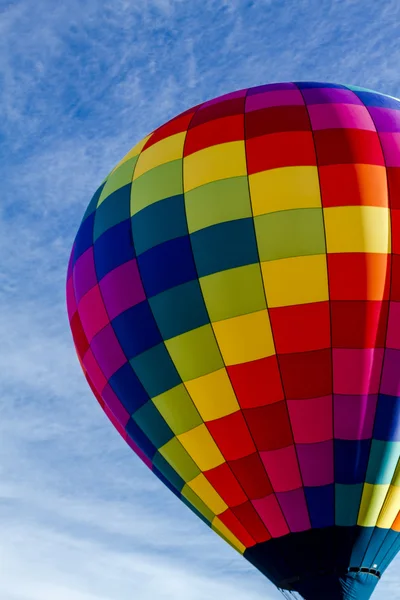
top-left (334, 394), bottom-right (378, 440)
top-left (73, 247), bottom-right (98, 302)
top-left (368, 107), bottom-right (400, 132)
top-left (247, 82), bottom-right (297, 95)
top-left (387, 301), bottom-right (400, 350)
top-left (66, 276), bottom-right (77, 320)
top-left (100, 259), bottom-right (146, 320)
top-left (102, 383), bottom-right (130, 427)
top-left (67, 245), bottom-right (75, 280)
top-left (380, 348), bottom-right (400, 396)
top-left (82, 348), bottom-right (107, 393)
top-left (276, 488), bottom-right (310, 533)
top-left (302, 88), bottom-right (363, 105)
top-left (90, 324), bottom-right (127, 379)
top-left (333, 348), bottom-right (384, 395)
top-left (297, 440), bottom-right (334, 486)
top-left (201, 88), bottom-right (247, 108)
top-left (379, 133), bottom-right (400, 166)
top-left (246, 90), bottom-right (304, 112)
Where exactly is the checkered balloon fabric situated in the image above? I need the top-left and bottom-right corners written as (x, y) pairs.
top-left (67, 82), bottom-right (400, 599)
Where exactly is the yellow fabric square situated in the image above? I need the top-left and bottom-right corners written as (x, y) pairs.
top-left (184, 141), bottom-right (247, 192)
top-left (188, 474), bottom-right (228, 515)
top-left (212, 310), bottom-right (275, 365)
top-left (376, 485), bottom-right (400, 529)
top-left (133, 132), bottom-right (186, 179)
top-left (249, 166), bottom-right (321, 216)
top-left (177, 424), bottom-right (225, 471)
top-left (357, 483), bottom-right (389, 527)
top-left (111, 135), bottom-right (151, 172)
top-left (185, 368), bottom-right (240, 421)
top-left (324, 206), bottom-right (391, 253)
top-left (212, 517), bottom-right (246, 554)
top-left (261, 255), bottom-right (329, 308)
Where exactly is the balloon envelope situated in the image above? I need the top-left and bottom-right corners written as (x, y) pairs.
top-left (67, 82), bottom-right (400, 600)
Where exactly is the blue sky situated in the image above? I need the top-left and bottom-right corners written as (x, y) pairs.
top-left (1, 1), bottom-right (400, 599)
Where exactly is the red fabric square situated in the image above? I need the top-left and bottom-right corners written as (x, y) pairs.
top-left (392, 210), bottom-right (400, 255)
top-left (184, 114), bottom-right (244, 156)
top-left (319, 164), bottom-right (389, 208)
top-left (218, 509), bottom-right (256, 547)
top-left (227, 355), bottom-right (284, 408)
top-left (392, 255), bottom-right (400, 301)
top-left (279, 349), bottom-right (332, 399)
top-left (206, 411), bottom-right (255, 460)
top-left (70, 311), bottom-right (90, 360)
top-left (204, 463), bottom-right (247, 507)
top-left (190, 97), bottom-right (246, 128)
top-left (331, 300), bottom-right (389, 348)
top-left (244, 402), bottom-right (293, 451)
top-left (245, 105), bottom-right (310, 139)
top-left (144, 110), bottom-right (195, 149)
top-left (78, 284), bottom-right (109, 342)
top-left (229, 453), bottom-right (272, 499)
top-left (314, 129), bottom-right (384, 166)
top-left (287, 396), bottom-right (333, 444)
top-left (269, 302), bottom-right (331, 354)
top-left (231, 501), bottom-right (271, 543)
top-left (246, 131), bottom-right (316, 174)
top-left (327, 253), bottom-right (391, 301)
top-left (387, 167), bottom-right (400, 209)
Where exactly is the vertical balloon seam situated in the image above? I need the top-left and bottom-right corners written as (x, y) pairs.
top-left (294, 81), bottom-right (336, 568)
top-left (353, 87), bottom-right (396, 572)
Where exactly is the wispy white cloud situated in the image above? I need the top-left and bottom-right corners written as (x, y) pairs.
top-left (1, 0), bottom-right (400, 599)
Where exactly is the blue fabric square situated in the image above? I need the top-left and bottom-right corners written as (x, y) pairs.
top-left (190, 218), bottom-right (259, 278)
top-left (149, 279), bottom-right (209, 340)
top-left (376, 530), bottom-right (400, 572)
top-left (349, 527), bottom-right (374, 567)
top-left (82, 182), bottom-right (105, 222)
top-left (109, 362), bottom-right (149, 414)
top-left (112, 301), bottom-right (162, 360)
top-left (93, 185), bottom-right (131, 241)
top-left (353, 91), bottom-right (400, 110)
top-left (73, 212), bottom-right (94, 265)
top-left (295, 82), bottom-right (347, 89)
top-left (132, 195), bottom-right (188, 255)
top-left (130, 343), bottom-right (181, 398)
top-left (125, 418), bottom-right (157, 460)
top-left (305, 485), bottom-right (334, 529)
top-left (138, 235), bottom-right (197, 298)
top-left (334, 440), bottom-right (370, 484)
top-left (373, 394), bottom-right (400, 441)
top-left (94, 219), bottom-right (135, 280)
top-left (362, 527), bottom-right (390, 568)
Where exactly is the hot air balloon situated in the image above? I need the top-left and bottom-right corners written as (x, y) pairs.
top-left (66, 81), bottom-right (400, 600)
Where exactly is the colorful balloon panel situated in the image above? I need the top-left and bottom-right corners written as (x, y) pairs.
top-left (67, 81), bottom-right (400, 599)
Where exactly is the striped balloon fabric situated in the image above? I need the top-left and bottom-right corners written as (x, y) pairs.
top-left (67, 82), bottom-right (400, 600)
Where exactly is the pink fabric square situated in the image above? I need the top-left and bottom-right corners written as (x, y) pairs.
top-left (246, 90), bottom-right (304, 112)
top-left (90, 324), bottom-right (127, 379)
top-left (260, 445), bottom-right (302, 492)
top-left (201, 88), bottom-right (247, 108)
top-left (308, 103), bottom-right (375, 131)
top-left (380, 348), bottom-right (400, 396)
top-left (102, 384), bottom-right (130, 427)
top-left (100, 259), bottom-right (146, 320)
top-left (276, 488), bottom-right (310, 533)
top-left (73, 247), bottom-right (98, 302)
top-left (380, 133), bottom-right (400, 166)
top-left (66, 276), bottom-right (77, 320)
top-left (252, 494), bottom-right (290, 538)
top-left (288, 396), bottom-right (332, 443)
top-left (334, 394), bottom-right (378, 440)
top-left (82, 348), bottom-right (107, 394)
top-left (333, 348), bottom-right (384, 395)
top-left (67, 245), bottom-right (75, 280)
top-left (78, 285), bottom-right (109, 342)
top-left (386, 302), bottom-right (400, 350)
top-left (297, 440), bottom-right (334, 486)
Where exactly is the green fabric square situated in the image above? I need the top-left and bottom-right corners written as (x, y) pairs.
top-left (130, 160), bottom-right (183, 215)
top-left (93, 184), bottom-right (131, 241)
top-left (152, 385), bottom-right (203, 435)
top-left (181, 485), bottom-right (215, 522)
top-left (98, 156), bottom-right (138, 206)
top-left (185, 176), bottom-right (252, 233)
top-left (132, 400), bottom-right (174, 448)
top-left (335, 484), bottom-right (363, 526)
top-left (200, 264), bottom-right (266, 321)
top-left (255, 208), bottom-right (326, 262)
top-left (152, 452), bottom-right (185, 492)
top-left (365, 440), bottom-right (400, 484)
top-left (165, 324), bottom-right (224, 381)
top-left (159, 437), bottom-right (200, 482)
top-left (130, 343), bottom-right (181, 398)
